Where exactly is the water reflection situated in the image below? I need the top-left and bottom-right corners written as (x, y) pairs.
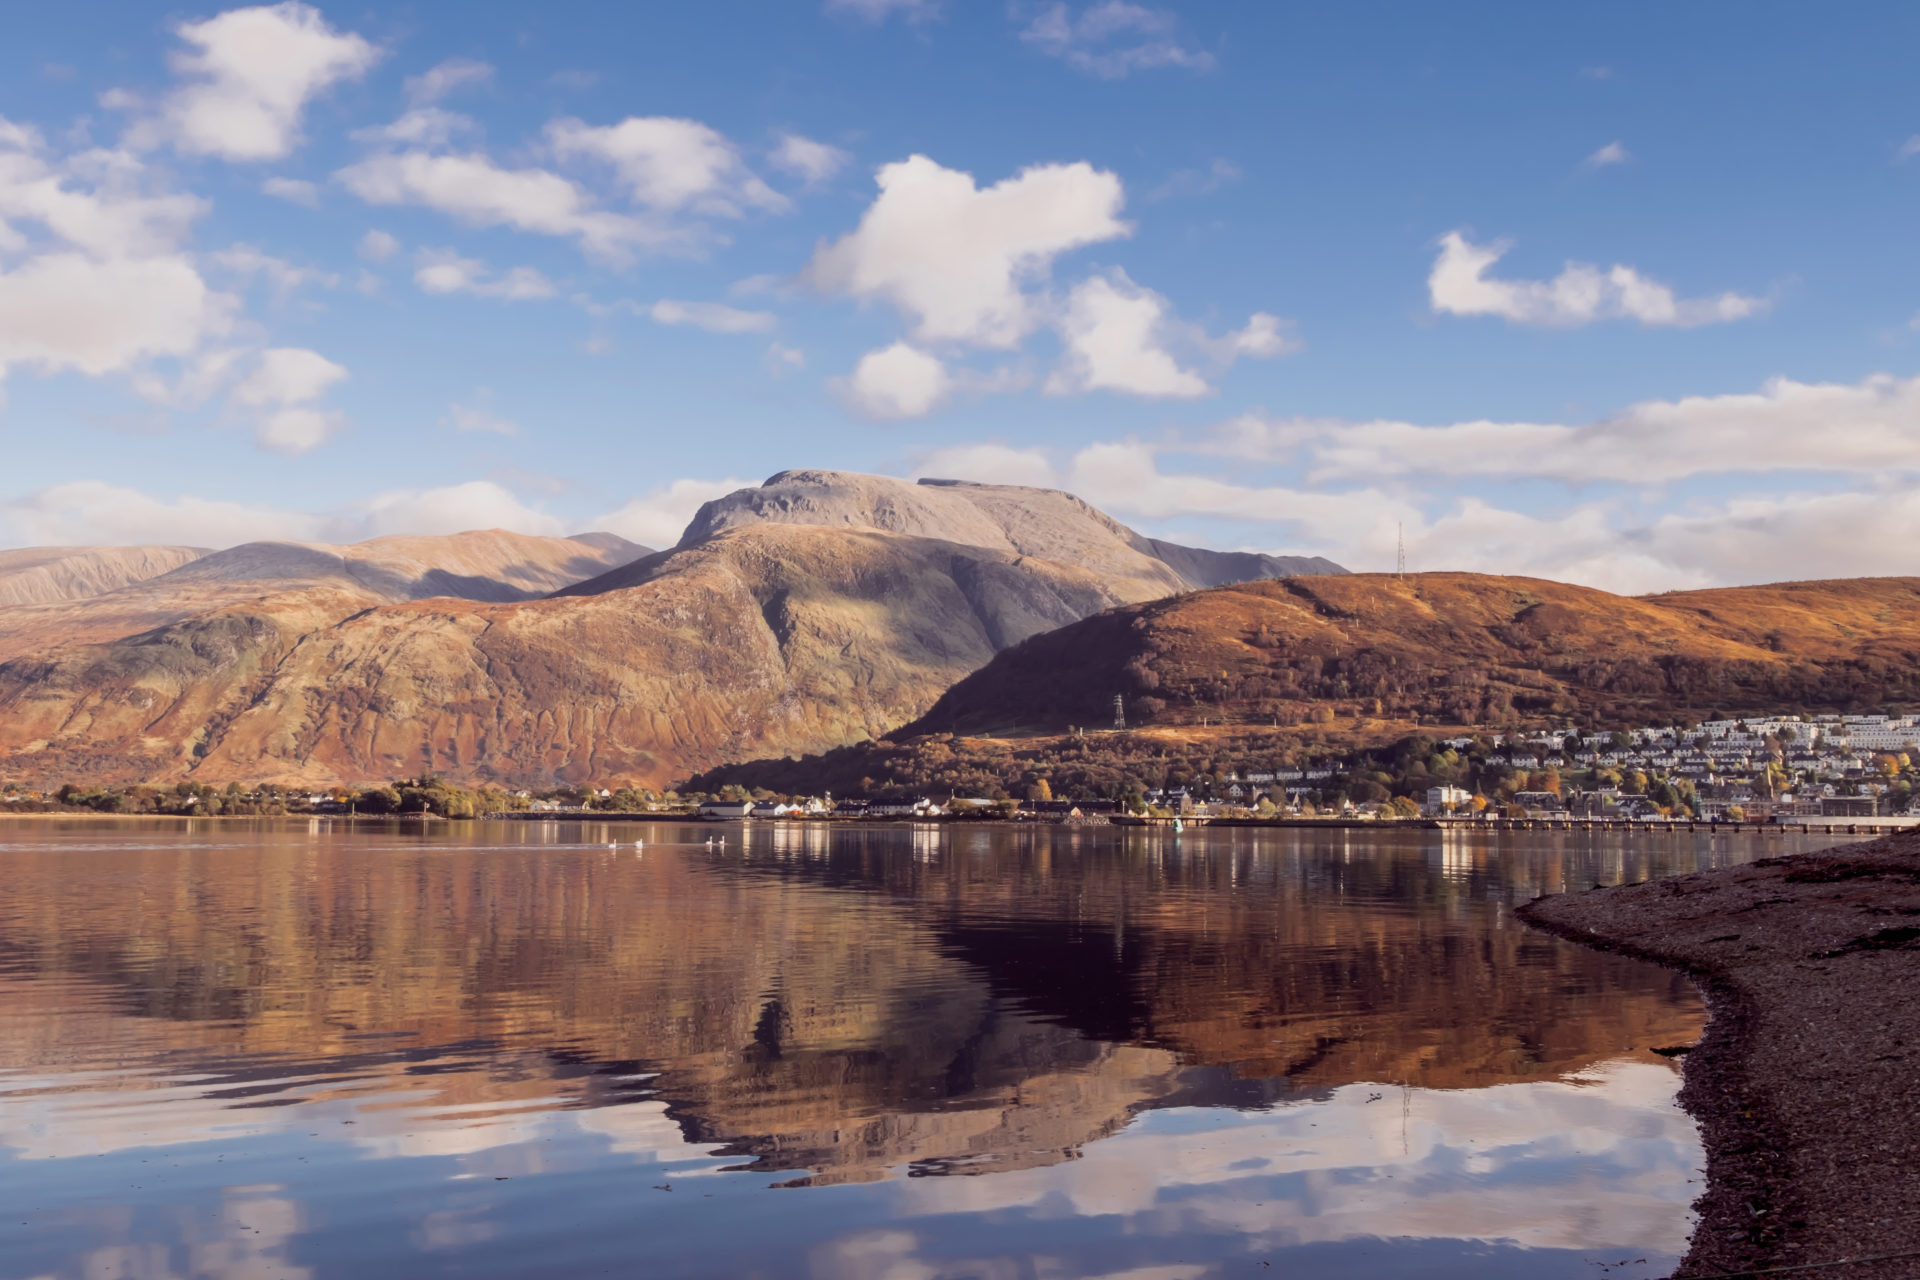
top-left (0, 819), bottom-right (1855, 1278)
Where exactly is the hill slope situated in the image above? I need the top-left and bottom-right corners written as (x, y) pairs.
top-left (901, 572), bottom-right (1920, 739)
top-left (0, 545), bottom-right (210, 607)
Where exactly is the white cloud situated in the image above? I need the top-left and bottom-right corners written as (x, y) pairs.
top-left (593, 477), bottom-right (751, 549)
top-left (1897, 135), bottom-right (1920, 162)
top-left (1429, 230), bottom-right (1767, 328)
top-left (404, 57), bottom-right (493, 105)
top-left (770, 132), bottom-right (849, 185)
top-left (255, 405), bottom-right (338, 453)
top-left (648, 298), bottom-right (775, 333)
top-left (1048, 270), bottom-right (1295, 398)
top-left (356, 228), bottom-right (399, 261)
top-left (766, 341), bottom-right (805, 373)
top-left (413, 249), bottom-right (556, 300)
top-left (151, 2), bottom-right (379, 162)
top-left (1582, 140), bottom-right (1630, 169)
top-left (0, 252), bottom-right (230, 379)
top-left (805, 154), bottom-right (1128, 348)
top-left (351, 106), bottom-right (475, 148)
top-left (1, 480), bottom-right (318, 546)
top-left (231, 346), bottom-right (346, 408)
top-left (230, 346), bottom-right (348, 453)
top-left (838, 341), bottom-right (953, 418)
top-left (207, 243), bottom-right (336, 298)
top-left (1020, 2), bottom-right (1214, 78)
top-left (547, 116), bottom-right (787, 218)
top-left (1, 478), bottom-right (564, 547)
top-left (261, 175), bottom-right (318, 205)
top-left (1048, 270), bottom-right (1209, 397)
top-left (446, 390), bottom-right (518, 435)
top-left (1066, 440), bottom-right (1404, 551)
top-left (910, 442), bottom-right (1058, 488)
top-left (335, 149), bottom-right (654, 260)
top-left (0, 129), bottom-right (206, 258)
top-left (825, 0), bottom-right (938, 21)
top-left (331, 480), bottom-right (563, 540)
top-left (1207, 371), bottom-right (1920, 485)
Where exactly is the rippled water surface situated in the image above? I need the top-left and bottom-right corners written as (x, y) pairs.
top-left (0, 818), bottom-right (1858, 1279)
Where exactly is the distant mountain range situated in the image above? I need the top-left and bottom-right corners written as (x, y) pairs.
top-left (0, 471), bottom-right (1343, 788)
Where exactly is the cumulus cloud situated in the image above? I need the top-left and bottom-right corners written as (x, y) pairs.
top-left (1429, 231), bottom-right (1766, 328)
top-left (230, 346), bottom-right (348, 453)
top-left (261, 175), bottom-right (318, 205)
top-left (356, 228), bottom-right (399, 261)
top-left (909, 442), bottom-right (1058, 488)
top-left (805, 154), bottom-right (1128, 348)
top-left (770, 132), bottom-right (850, 185)
top-left (837, 341), bottom-right (954, 418)
top-left (593, 477), bottom-right (752, 549)
top-left (1020, 2), bottom-right (1214, 78)
top-left (404, 57), bottom-right (493, 105)
top-left (1048, 270), bottom-right (1296, 399)
top-left (0, 106), bottom-right (236, 389)
top-left (0, 252), bottom-right (230, 379)
top-left (648, 298), bottom-right (776, 333)
top-left (547, 116), bottom-right (787, 216)
top-left (1048, 270), bottom-right (1209, 397)
top-left (412, 249), bottom-right (556, 300)
top-left (335, 149), bottom-right (655, 261)
top-left (148, 2), bottom-right (379, 162)
top-left (340, 480), bottom-right (562, 539)
top-left (1205, 371), bottom-right (1920, 485)
top-left (1582, 140), bottom-right (1630, 168)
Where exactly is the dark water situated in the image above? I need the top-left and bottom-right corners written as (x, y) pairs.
top-left (0, 818), bottom-right (1857, 1279)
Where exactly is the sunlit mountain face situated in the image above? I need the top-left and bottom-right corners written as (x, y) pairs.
top-left (0, 819), bottom-right (1851, 1278)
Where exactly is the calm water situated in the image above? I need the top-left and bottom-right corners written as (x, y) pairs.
top-left (0, 819), bottom-right (1857, 1280)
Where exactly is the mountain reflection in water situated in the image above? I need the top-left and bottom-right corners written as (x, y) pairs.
top-left (0, 819), bottom-right (1855, 1279)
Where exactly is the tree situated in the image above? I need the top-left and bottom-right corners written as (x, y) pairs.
top-left (1026, 778), bottom-right (1053, 802)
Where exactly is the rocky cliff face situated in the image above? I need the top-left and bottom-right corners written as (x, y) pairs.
top-left (0, 473), bottom-right (1338, 788)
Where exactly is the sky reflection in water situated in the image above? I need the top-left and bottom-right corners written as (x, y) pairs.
top-left (0, 819), bottom-right (1857, 1279)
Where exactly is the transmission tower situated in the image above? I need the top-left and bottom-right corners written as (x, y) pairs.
top-left (1396, 522), bottom-right (1406, 579)
top-left (1113, 694), bottom-right (1126, 731)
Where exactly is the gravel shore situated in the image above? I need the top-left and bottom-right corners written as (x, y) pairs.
top-left (1520, 831), bottom-right (1920, 1279)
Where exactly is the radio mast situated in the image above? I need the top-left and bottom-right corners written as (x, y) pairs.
top-left (1112, 694), bottom-right (1126, 731)
top-left (1396, 523), bottom-right (1406, 579)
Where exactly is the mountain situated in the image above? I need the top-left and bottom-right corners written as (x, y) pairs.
top-left (0, 545), bottom-right (210, 608)
top-left (648, 469), bottom-right (1343, 597)
top-left (902, 571), bottom-right (1920, 738)
top-left (0, 472), bottom-right (1340, 789)
top-left (0, 529), bottom-right (650, 663)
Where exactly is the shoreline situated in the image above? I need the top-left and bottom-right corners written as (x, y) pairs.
top-left (1519, 830), bottom-right (1920, 1279)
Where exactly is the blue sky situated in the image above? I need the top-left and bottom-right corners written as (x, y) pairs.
top-left (2, 0), bottom-right (1918, 590)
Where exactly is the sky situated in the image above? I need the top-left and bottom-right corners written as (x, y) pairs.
top-left (2, 0), bottom-right (1918, 592)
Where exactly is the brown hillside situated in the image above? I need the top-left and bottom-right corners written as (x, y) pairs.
top-left (0, 525), bottom-right (1142, 788)
top-left (903, 572), bottom-right (1920, 738)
